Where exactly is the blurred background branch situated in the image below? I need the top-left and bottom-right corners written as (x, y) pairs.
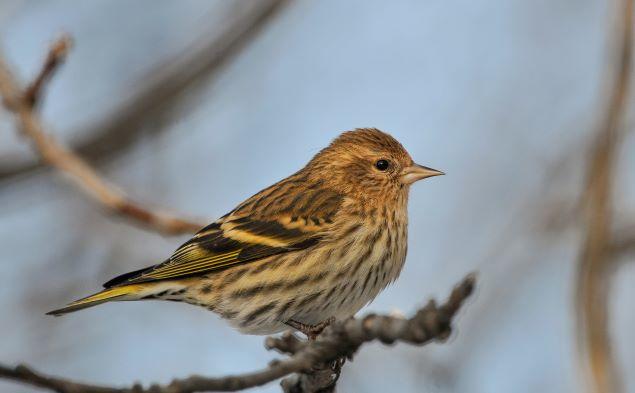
top-left (612, 228), bottom-right (635, 259)
top-left (23, 34), bottom-right (71, 109)
top-left (0, 0), bottom-right (288, 184)
top-left (0, 37), bottom-right (205, 235)
top-left (575, 0), bottom-right (633, 391)
top-left (0, 0), bottom-right (291, 237)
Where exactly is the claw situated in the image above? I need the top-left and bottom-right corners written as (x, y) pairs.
top-left (285, 317), bottom-right (336, 340)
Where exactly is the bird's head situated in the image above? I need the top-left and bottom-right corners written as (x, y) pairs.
top-left (306, 128), bottom-right (443, 200)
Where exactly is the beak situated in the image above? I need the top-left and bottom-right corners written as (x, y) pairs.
top-left (400, 164), bottom-right (444, 185)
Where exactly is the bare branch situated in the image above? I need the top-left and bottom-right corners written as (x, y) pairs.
top-left (0, 274), bottom-right (476, 393)
top-left (0, 0), bottom-right (289, 183)
top-left (23, 34), bottom-right (72, 108)
top-left (575, 0), bottom-right (633, 391)
top-left (265, 331), bottom-right (307, 356)
top-left (0, 365), bottom-right (126, 393)
top-left (0, 44), bottom-right (205, 235)
top-left (611, 225), bottom-right (635, 258)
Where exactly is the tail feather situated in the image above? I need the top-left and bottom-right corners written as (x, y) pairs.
top-left (47, 285), bottom-right (144, 316)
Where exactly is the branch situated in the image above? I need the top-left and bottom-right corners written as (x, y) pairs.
top-left (575, 0), bottom-right (632, 391)
top-left (0, 274), bottom-right (476, 393)
top-left (0, 0), bottom-right (289, 183)
top-left (0, 40), bottom-right (205, 235)
top-left (279, 273), bottom-right (476, 392)
top-left (611, 225), bottom-right (635, 259)
top-left (23, 34), bottom-right (72, 108)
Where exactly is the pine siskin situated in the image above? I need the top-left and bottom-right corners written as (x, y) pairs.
top-left (48, 128), bottom-right (443, 335)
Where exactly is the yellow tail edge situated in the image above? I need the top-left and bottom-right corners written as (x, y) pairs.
top-left (46, 284), bottom-right (144, 316)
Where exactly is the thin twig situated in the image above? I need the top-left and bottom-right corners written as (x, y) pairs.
top-left (265, 331), bottom-right (307, 356)
top-left (0, 274), bottom-right (476, 393)
top-left (0, 46), bottom-right (205, 235)
top-left (23, 34), bottom-right (72, 108)
top-left (575, 0), bottom-right (633, 391)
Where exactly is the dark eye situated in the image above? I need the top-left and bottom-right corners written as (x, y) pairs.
top-left (375, 159), bottom-right (390, 171)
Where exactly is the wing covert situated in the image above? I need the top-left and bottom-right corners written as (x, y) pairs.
top-left (104, 185), bottom-right (343, 287)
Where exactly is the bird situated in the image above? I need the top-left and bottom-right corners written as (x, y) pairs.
top-left (47, 128), bottom-right (443, 336)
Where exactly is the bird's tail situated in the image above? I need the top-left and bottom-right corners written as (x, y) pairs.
top-left (46, 284), bottom-right (146, 316)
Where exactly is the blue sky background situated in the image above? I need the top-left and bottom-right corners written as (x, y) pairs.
top-left (1, 1), bottom-right (634, 392)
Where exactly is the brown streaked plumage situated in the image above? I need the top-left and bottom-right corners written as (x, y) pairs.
top-left (47, 128), bottom-right (443, 335)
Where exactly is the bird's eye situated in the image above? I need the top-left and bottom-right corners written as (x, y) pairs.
top-left (375, 159), bottom-right (390, 171)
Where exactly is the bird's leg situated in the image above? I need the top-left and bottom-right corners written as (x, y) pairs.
top-left (285, 317), bottom-right (336, 340)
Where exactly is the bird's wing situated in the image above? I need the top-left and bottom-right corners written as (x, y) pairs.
top-left (104, 182), bottom-right (343, 287)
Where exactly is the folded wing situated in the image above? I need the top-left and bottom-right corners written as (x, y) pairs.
top-left (104, 184), bottom-right (343, 287)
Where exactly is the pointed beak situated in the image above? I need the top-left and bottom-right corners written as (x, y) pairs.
top-left (400, 164), bottom-right (444, 185)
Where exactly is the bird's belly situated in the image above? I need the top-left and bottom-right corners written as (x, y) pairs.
top-left (245, 229), bottom-right (405, 333)
top-left (293, 241), bottom-right (406, 326)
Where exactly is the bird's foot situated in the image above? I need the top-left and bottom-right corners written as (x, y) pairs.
top-left (286, 317), bottom-right (336, 340)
